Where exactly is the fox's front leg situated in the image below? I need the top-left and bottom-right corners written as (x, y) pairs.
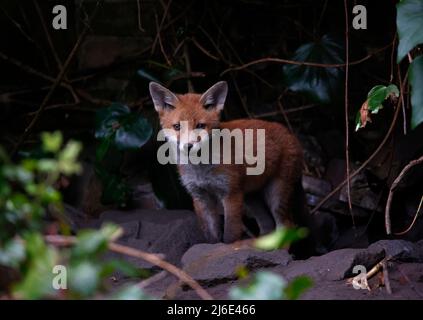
top-left (192, 195), bottom-right (221, 243)
top-left (222, 193), bottom-right (244, 243)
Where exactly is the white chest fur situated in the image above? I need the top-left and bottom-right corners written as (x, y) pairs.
top-left (179, 164), bottom-right (229, 198)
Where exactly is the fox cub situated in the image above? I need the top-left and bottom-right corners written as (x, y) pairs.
top-left (149, 81), bottom-right (304, 243)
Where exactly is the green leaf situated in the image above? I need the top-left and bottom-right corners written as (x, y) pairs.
top-left (397, 0), bottom-right (423, 62)
top-left (355, 84), bottom-right (399, 131)
top-left (72, 224), bottom-right (122, 259)
top-left (95, 103), bottom-right (130, 140)
top-left (12, 233), bottom-right (58, 299)
top-left (409, 55), bottom-right (423, 129)
top-left (367, 84), bottom-right (399, 113)
top-left (95, 103), bottom-right (153, 150)
top-left (255, 227), bottom-right (308, 250)
top-left (111, 285), bottom-right (154, 300)
top-left (283, 34), bottom-right (344, 104)
top-left (41, 131), bottom-right (63, 153)
top-left (101, 259), bottom-right (149, 278)
top-left (58, 141), bottom-right (82, 175)
top-left (284, 276), bottom-right (313, 300)
top-left (115, 115), bottom-right (153, 150)
top-left (96, 138), bottom-right (112, 163)
top-left (69, 261), bottom-right (101, 298)
top-left (229, 271), bottom-right (286, 300)
top-left (0, 238), bottom-right (26, 268)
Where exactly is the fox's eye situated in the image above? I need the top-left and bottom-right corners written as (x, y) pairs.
top-left (204, 103), bottom-right (215, 110)
top-left (173, 123), bottom-right (180, 131)
top-left (196, 123), bottom-right (206, 129)
top-left (164, 103), bottom-right (175, 109)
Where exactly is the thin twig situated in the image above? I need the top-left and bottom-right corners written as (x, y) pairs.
top-left (44, 235), bottom-right (213, 300)
top-left (0, 51), bottom-right (74, 93)
top-left (154, 13), bottom-right (171, 66)
top-left (398, 64), bottom-right (407, 135)
top-left (382, 260), bottom-right (392, 294)
top-left (394, 194), bottom-right (423, 236)
top-left (11, 0), bottom-right (104, 157)
top-left (231, 75), bottom-right (250, 117)
top-left (33, 0), bottom-right (79, 103)
top-left (220, 42), bottom-right (393, 76)
top-left (277, 95), bottom-right (293, 133)
top-left (183, 42), bottom-right (194, 92)
top-left (385, 155), bottom-right (423, 234)
top-left (191, 38), bottom-right (220, 61)
top-left (344, 0), bottom-right (355, 228)
top-left (389, 33), bottom-right (397, 83)
top-left (311, 69), bottom-right (409, 214)
top-left (151, 0), bottom-right (173, 54)
top-left (252, 104), bottom-right (318, 118)
top-left (136, 0), bottom-right (146, 32)
top-left (165, 71), bottom-right (206, 87)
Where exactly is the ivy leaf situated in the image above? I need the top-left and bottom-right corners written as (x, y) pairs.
top-left (95, 103), bottom-right (153, 150)
top-left (114, 115), bottom-right (153, 150)
top-left (355, 84), bottom-right (399, 131)
top-left (409, 55), bottom-right (423, 129)
top-left (397, 0), bottom-right (423, 62)
top-left (254, 227), bottom-right (308, 251)
top-left (95, 103), bottom-right (130, 140)
top-left (283, 34), bottom-right (344, 104)
top-left (367, 84), bottom-right (399, 113)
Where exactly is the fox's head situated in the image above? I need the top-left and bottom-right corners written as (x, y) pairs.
top-left (149, 81), bottom-right (228, 153)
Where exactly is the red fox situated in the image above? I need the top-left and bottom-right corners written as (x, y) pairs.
top-left (149, 81), bottom-right (304, 243)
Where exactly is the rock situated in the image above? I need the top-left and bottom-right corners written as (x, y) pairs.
top-left (98, 210), bottom-right (206, 271)
top-left (302, 175), bottom-right (332, 197)
top-left (281, 247), bottom-right (385, 282)
top-left (282, 239), bottom-right (423, 283)
top-left (181, 243), bottom-right (292, 285)
top-left (368, 239), bottom-right (423, 262)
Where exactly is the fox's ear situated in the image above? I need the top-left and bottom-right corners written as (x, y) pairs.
top-left (149, 82), bottom-right (179, 112)
top-left (200, 81), bottom-right (228, 112)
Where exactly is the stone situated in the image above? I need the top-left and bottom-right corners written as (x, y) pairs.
top-left (181, 243), bottom-right (292, 285)
top-left (368, 239), bottom-right (423, 262)
top-left (281, 246), bottom-right (384, 281)
top-left (97, 210), bottom-right (206, 271)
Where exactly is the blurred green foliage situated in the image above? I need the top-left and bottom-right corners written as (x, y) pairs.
top-left (0, 132), bottom-right (151, 299)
